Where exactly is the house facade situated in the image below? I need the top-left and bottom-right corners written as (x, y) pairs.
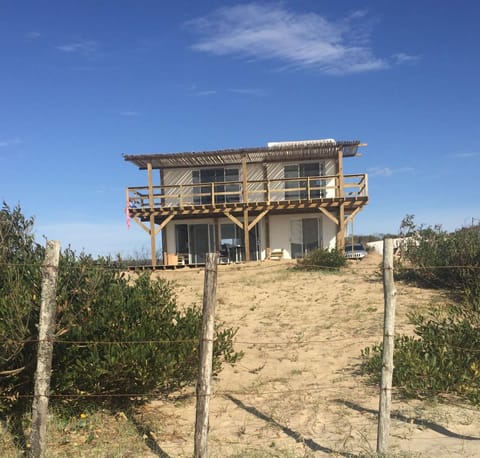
top-left (124, 139), bottom-right (368, 266)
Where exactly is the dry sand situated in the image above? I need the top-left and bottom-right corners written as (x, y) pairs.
top-left (135, 253), bottom-right (480, 457)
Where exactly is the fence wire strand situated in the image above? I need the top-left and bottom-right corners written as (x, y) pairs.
top-left (2, 252), bottom-right (480, 455)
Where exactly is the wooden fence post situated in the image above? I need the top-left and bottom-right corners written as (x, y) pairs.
top-left (194, 253), bottom-right (219, 458)
top-left (31, 240), bottom-right (61, 458)
top-left (377, 238), bottom-right (396, 454)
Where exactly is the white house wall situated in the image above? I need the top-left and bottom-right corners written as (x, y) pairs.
top-left (161, 159), bottom-right (337, 206)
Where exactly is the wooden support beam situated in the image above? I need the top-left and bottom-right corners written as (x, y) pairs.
top-left (132, 216), bottom-right (150, 234)
top-left (155, 213), bottom-right (174, 235)
top-left (344, 207), bottom-right (362, 227)
top-left (243, 207), bottom-right (250, 261)
top-left (248, 209), bottom-right (270, 232)
top-left (149, 214), bottom-right (157, 267)
top-left (336, 203), bottom-right (345, 251)
top-left (337, 148), bottom-right (344, 198)
top-left (262, 163), bottom-right (270, 204)
top-left (242, 156), bottom-right (248, 204)
top-left (147, 162), bottom-right (154, 209)
top-left (159, 168), bottom-right (165, 206)
top-left (265, 213), bottom-right (271, 259)
top-left (223, 211), bottom-right (243, 230)
top-left (214, 218), bottom-right (220, 252)
top-left (318, 207), bottom-right (339, 226)
top-left (211, 182), bottom-right (215, 208)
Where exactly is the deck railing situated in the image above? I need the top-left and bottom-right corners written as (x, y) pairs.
top-left (127, 174), bottom-right (368, 210)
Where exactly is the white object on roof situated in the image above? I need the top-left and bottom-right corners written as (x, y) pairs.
top-left (267, 139), bottom-right (336, 148)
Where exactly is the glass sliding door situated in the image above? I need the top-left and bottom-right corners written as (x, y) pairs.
top-left (175, 224), bottom-right (189, 255)
top-left (290, 218), bottom-right (322, 258)
top-left (220, 223), bottom-right (260, 262)
top-left (284, 165), bottom-right (300, 200)
top-left (303, 218), bottom-right (320, 253)
top-left (192, 168), bottom-right (240, 205)
top-left (290, 220), bottom-right (303, 259)
top-left (175, 223), bottom-right (215, 264)
top-left (284, 162), bottom-right (325, 200)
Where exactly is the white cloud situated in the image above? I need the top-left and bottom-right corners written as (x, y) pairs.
top-left (195, 90), bottom-right (217, 96)
top-left (368, 166), bottom-right (414, 177)
top-left (392, 52), bottom-right (420, 64)
top-left (0, 137), bottom-right (22, 147)
top-left (451, 152), bottom-right (480, 159)
top-left (56, 40), bottom-right (97, 55)
top-left (186, 3), bottom-right (387, 75)
top-left (25, 31), bottom-right (41, 40)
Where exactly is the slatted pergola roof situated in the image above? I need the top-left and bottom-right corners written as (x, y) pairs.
top-left (124, 140), bottom-right (363, 170)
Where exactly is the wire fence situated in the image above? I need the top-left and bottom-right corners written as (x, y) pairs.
top-left (1, 247), bottom-right (480, 457)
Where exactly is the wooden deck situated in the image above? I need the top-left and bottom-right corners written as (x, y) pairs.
top-left (127, 173), bottom-right (368, 219)
top-left (125, 173), bottom-right (368, 265)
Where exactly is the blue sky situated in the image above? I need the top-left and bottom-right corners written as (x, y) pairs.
top-left (1, 1), bottom-right (479, 256)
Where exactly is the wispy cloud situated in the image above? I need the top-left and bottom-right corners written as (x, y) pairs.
top-left (120, 111), bottom-right (140, 117)
top-left (195, 90), bottom-right (217, 96)
top-left (392, 52), bottom-right (420, 65)
top-left (186, 3), bottom-right (388, 75)
top-left (56, 40), bottom-right (97, 56)
top-left (0, 137), bottom-right (22, 148)
top-left (451, 152), bottom-right (480, 159)
top-left (25, 31), bottom-right (41, 40)
top-left (368, 166), bottom-right (414, 177)
top-left (228, 87), bottom-right (267, 96)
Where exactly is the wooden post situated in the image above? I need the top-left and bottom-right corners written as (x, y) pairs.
top-left (243, 208), bottom-right (250, 262)
top-left (194, 253), bottom-right (219, 458)
top-left (211, 182), bottom-right (215, 207)
top-left (147, 162), bottom-right (157, 266)
top-left (214, 218), bottom-right (220, 253)
top-left (377, 238), bottom-right (397, 454)
top-left (336, 203), bottom-right (345, 251)
top-left (337, 147), bottom-right (344, 198)
top-left (31, 240), bottom-right (61, 458)
top-left (242, 156), bottom-right (248, 204)
top-left (242, 156), bottom-right (250, 261)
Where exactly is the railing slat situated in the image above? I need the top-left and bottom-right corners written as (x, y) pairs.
top-left (127, 174), bottom-right (368, 210)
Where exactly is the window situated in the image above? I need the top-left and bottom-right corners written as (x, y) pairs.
top-left (290, 218), bottom-right (322, 259)
top-left (284, 162), bottom-right (325, 200)
top-left (193, 168), bottom-right (240, 204)
top-left (219, 223), bottom-right (260, 262)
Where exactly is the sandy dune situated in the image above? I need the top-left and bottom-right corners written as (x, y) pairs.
top-left (134, 254), bottom-right (480, 457)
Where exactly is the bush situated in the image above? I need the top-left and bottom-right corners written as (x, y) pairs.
top-left (0, 203), bottom-right (241, 415)
top-left (396, 218), bottom-right (480, 309)
top-left (296, 248), bottom-right (346, 270)
top-left (361, 310), bottom-right (480, 404)
top-left (361, 216), bottom-right (480, 405)
top-left (0, 203), bottom-right (45, 414)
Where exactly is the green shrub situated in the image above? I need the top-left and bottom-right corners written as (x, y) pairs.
top-left (362, 216), bottom-right (480, 405)
top-left (296, 248), bottom-right (346, 270)
top-left (0, 203), bottom-right (241, 415)
top-left (0, 203), bottom-right (45, 414)
top-left (396, 218), bottom-right (480, 309)
top-left (361, 310), bottom-right (480, 404)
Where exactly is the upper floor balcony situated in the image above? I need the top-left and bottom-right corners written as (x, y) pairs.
top-left (126, 173), bottom-right (368, 217)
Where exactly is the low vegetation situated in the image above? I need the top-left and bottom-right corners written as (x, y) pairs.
top-left (296, 247), bottom-right (346, 270)
top-left (362, 217), bottom-right (480, 404)
top-left (0, 202), bottom-right (241, 424)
